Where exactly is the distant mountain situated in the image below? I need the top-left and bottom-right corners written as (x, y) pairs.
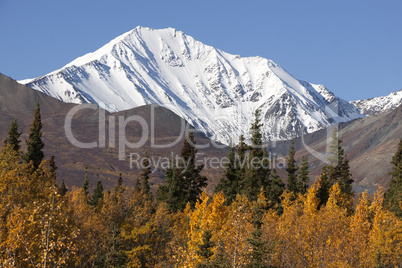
top-left (351, 89), bottom-right (402, 116)
top-left (20, 26), bottom-right (363, 145)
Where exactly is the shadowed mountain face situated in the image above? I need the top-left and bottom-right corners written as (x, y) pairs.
top-left (0, 73), bottom-right (400, 192)
top-left (0, 73), bottom-right (227, 192)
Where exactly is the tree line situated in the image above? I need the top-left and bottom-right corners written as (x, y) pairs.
top-left (0, 104), bottom-right (401, 267)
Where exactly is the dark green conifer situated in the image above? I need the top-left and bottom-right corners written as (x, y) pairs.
top-left (317, 166), bottom-right (331, 209)
top-left (156, 153), bottom-right (174, 204)
top-left (267, 168), bottom-right (285, 213)
top-left (102, 222), bottom-right (128, 267)
top-left (158, 152), bottom-right (187, 211)
top-left (286, 139), bottom-right (299, 193)
top-left (24, 102), bottom-right (45, 169)
top-left (179, 132), bottom-right (207, 208)
top-left (140, 151), bottom-right (152, 199)
top-left (317, 128), bottom-right (354, 207)
top-left (82, 165), bottom-right (90, 196)
top-left (160, 133), bottom-right (207, 211)
top-left (214, 144), bottom-right (240, 204)
top-left (5, 119), bottom-right (21, 152)
top-left (297, 156), bottom-right (310, 194)
top-left (115, 173), bottom-right (124, 195)
top-left (243, 110), bottom-right (270, 201)
top-left (90, 181), bottom-right (104, 207)
top-left (49, 155), bottom-right (57, 184)
top-left (197, 230), bottom-right (215, 268)
top-left (210, 239), bottom-right (229, 268)
top-left (58, 179), bottom-right (68, 196)
top-left (384, 139), bottom-right (402, 217)
top-left (246, 204), bottom-right (269, 268)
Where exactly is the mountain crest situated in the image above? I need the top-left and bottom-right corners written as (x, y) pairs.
top-left (20, 26), bottom-right (363, 144)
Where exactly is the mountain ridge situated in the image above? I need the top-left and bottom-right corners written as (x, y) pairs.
top-left (351, 89), bottom-right (402, 116)
top-left (20, 26), bottom-right (363, 145)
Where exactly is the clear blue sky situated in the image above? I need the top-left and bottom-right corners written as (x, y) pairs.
top-left (0, 0), bottom-right (401, 101)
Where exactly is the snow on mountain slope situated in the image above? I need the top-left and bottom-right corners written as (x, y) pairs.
top-left (351, 89), bottom-right (402, 116)
top-left (20, 26), bottom-right (363, 145)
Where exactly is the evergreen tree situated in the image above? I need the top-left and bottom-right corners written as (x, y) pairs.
top-left (115, 173), bottom-right (124, 195)
top-left (90, 181), bottom-right (104, 207)
top-left (267, 168), bottom-right (285, 213)
top-left (214, 144), bottom-right (240, 204)
top-left (297, 156), bottom-right (310, 194)
top-left (337, 151), bottom-right (353, 197)
top-left (246, 204), bottom-right (269, 268)
top-left (179, 132), bottom-right (208, 208)
top-left (243, 110), bottom-right (270, 201)
top-left (317, 167), bottom-right (331, 209)
top-left (104, 222), bottom-right (128, 267)
top-left (140, 151), bottom-right (152, 199)
top-left (384, 139), bottom-right (402, 217)
top-left (156, 153), bottom-right (174, 204)
top-left (236, 134), bottom-right (248, 169)
top-left (82, 165), bottom-right (89, 196)
top-left (134, 178), bottom-right (142, 192)
top-left (165, 167), bottom-right (187, 211)
top-left (49, 155), bottom-right (57, 184)
top-left (210, 239), bottom-right (229, 268)
top-left (317, 128), bottom-right (354, 207)
top-left (286, 139), bottom-right (299, 194)
top-left (24, 102), bottom-right (45, 169)
top-left (158, 152), bottom-right (187, 211)
top-left (58, 179), bottom-right (68, 196)
top-left (160, 133), bottom-right (207, 211)
top-left (197, 230), bottom-right (215, 268)
top-left (5, 119), bottom-right (21, 152)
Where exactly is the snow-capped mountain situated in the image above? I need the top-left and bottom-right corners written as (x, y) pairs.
top-left (351, 89), bottom-right (402, 116)
top-left (20, 26), bottom-right (363, 145)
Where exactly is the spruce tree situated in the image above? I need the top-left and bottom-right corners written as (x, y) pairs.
top-left (317, 167), bottom-right (331, 209)
top-left (215, 144), bottom-right (240, 204)
top-left (115, 173), bottom-right (124, 195)
top-left (103, 222), bottom-right (128, 268)
top-left (297, 156), bottom-right (310, 194)
top-left (5, 119), bottom-right (21, 152)
top-left (158, 152), bottom-right (187, 211)
top-left (210, 239), bottom-right (228, 268)
top-left (156, 153), bottom-right (174, 204)
top-left (286, 139), bottom-right (299, 194)
top-left (101, 222), bottom-right (128, 267)
top-left (197, 230), bottom-right (215, 268)
top-left (246, 204), bottom-right (269, 268)
top-left (160, 133), bottom-right (207, 211)
top-left (384, 139), bottom-right (402, 217)
top-left (82, 165), bottom-right (90, 196)
top-left (243, 110), bottom-right (270, 201)
top-left (58, 180), bottom-right (68, 196)
top-left (179, 131), bottom-right (207, 208)
top-left (49, 155), bottom-right (57, 184)
top-left (317, 128), bottom-right (354, 207)
top-left (90, 181), bottom-right (104, 207)
top-left (134, 178), bottom-right (142, 192)
top-left (267, 168), bottom-right (285, 213)
top-left (236, 134), bottom-right (248, 169)
top-left (25, 102), bottom-right (45, 169)
top-left (140, 151), bottom-right (152, 199)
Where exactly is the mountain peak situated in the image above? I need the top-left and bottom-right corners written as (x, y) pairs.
top-left (351, 89), bottom-right (402, 116)
top-left (19, 26), bottom-right (363, 144)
